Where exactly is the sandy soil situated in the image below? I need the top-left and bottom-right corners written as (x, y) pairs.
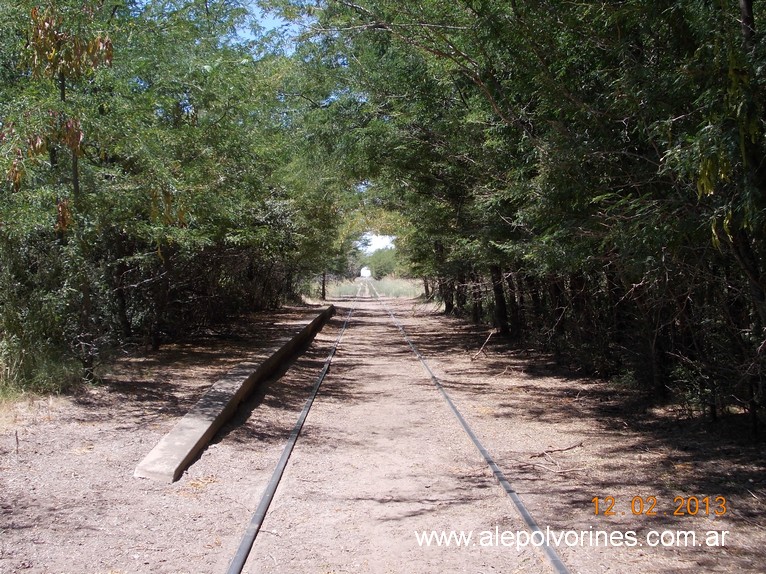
top-left (1, 295), bottom-right (764, 574)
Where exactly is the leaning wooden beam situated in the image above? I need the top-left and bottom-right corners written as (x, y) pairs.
top-left (134, 305), bottom-right (336, 483)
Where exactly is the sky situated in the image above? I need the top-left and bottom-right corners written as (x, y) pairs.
top-left (256, 8), bottom-right (285, 32)
top-left (249, 1), bottom-right (291, 34)
top-left (362, 233), bottom-right (395, 254)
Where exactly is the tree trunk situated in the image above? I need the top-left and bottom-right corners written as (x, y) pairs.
top-left (569, 271), bottom-right (589, 344)
top-left (440, 277), bottom-right (455, 315)
top-left (114, 258), bottom-right (132, 339)
top-left (504, 269), bottom-right (523, 339)
top-left (456, 271), bottom-right (468, 315)
top-left (471, 274), bottom-right (483, 323)
top-left (549, 278), bottom-right (566, 337)
top-left (72, 153), bottom-right (80, 201)
top-left (321, 270), bottom-right (327, 301)
top-left (490, 265), bottom-right (510, 335)
top-left (650, 323), bottom-right (670, 399)
top-left (740, 0), bottom-right (755, 48)
top-left (527, 275), bottom-right (543, 318)
top-left (728, 228), bottom-right (766, 328)
top-left (79, 271), bottom-right (94, 381)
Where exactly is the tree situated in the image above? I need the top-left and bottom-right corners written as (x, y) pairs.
top-left (265, 0), bottom-right (766, 427)
top-left (0, 0), bottom-right (355, 389)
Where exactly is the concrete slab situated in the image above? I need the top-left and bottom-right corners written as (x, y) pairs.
top-left (134, 305), bottom-right (335, 483)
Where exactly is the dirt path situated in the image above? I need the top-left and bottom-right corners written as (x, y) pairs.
top-left (231, 295), bottom-right (766, 574)
top-left (235, 297), bottom-right (549, 574)
top-left (1, 294), bottom-right (764, 574)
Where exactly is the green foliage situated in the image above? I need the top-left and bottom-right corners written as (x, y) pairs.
top-left (362, 247), bottom-right (397, 279)
top-left (323, 277), bottom-right (422, 299)
top-left (0, 0), bottom-right (354, 389)
top-left (4, 0), bottom-right (766, 433)
top-left (370, 277), bottom-right (423, 299)
top-left (324, 280), bottom-right (360, 299)
top-left (265, 0), bottom-right (766, 425)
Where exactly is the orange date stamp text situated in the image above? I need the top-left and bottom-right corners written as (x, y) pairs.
top-left (592, 495), bottom-right (727, 517)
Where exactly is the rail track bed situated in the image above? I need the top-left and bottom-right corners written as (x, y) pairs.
top-left (1, 294), bottom-right (764, 573)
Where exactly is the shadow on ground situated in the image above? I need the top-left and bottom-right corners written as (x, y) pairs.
top-left (59, 296), bottom-right (765, 572)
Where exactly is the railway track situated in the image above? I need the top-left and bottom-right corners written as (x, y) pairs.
top-left (226, 286), bottom-right (361, 574)
top-left (226, 283), bottom-right (569, 574)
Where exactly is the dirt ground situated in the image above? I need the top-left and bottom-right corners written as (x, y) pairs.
top-left (1, 295), bottom-right (765, 574)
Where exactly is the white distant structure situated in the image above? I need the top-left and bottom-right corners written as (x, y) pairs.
top-left (360, 267), bottom-right (372, 278)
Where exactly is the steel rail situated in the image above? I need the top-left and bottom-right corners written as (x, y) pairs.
top-left (225, 291), bottom-right (360, 574)
top-left (370, 284), bottom-right (571, 574)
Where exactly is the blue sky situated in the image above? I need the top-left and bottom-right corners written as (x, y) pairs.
top-left (249, 1), bottom-right (291, 33)
top-left (256, 8), bottom-right (285, 31)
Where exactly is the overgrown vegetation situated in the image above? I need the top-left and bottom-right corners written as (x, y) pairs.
top-left (261, 0), bottom-right (766, 431)
top-left (3, 0), bottom-right (766, 432)
top-left (0, 0), bottom-right (357, 392)
top-left (324, 277), bottom-right (422, 299)
top-left (361, 247), bottom-right (400, 280)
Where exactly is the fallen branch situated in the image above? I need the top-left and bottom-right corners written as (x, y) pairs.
top-left (530, 440), bottom-right (584, 458)
top-left (471, 331), bottom-right (494, 361)
top-left (513, 459), bottom-right (587, 474)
